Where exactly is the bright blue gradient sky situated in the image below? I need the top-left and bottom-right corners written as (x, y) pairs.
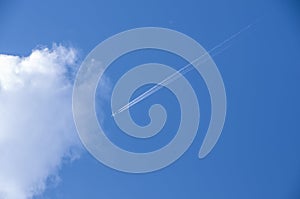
top-left (1, 0), bottom-right (300, 198)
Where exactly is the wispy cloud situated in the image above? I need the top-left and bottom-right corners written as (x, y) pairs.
top-left (0, 45), bottom-right (81, 199)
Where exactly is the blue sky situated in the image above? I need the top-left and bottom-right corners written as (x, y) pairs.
top-left (1, 0), bottom-right (300, 199)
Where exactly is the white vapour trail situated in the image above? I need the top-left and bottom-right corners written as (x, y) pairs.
top-left (112, 24), bottom-right (252, 117)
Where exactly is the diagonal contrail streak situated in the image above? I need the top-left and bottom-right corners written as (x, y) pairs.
top-left (112, 24), bottom-right (252, 117)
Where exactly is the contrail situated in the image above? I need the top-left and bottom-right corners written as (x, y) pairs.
top-left (112, 23), bottom-right (253, 117)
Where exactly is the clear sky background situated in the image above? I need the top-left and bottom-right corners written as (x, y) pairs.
top-left (1, 0), bottom-right (300, 199)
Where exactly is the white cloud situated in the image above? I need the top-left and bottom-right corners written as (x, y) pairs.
top-left (0, 45), bottom-right (81, 199)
